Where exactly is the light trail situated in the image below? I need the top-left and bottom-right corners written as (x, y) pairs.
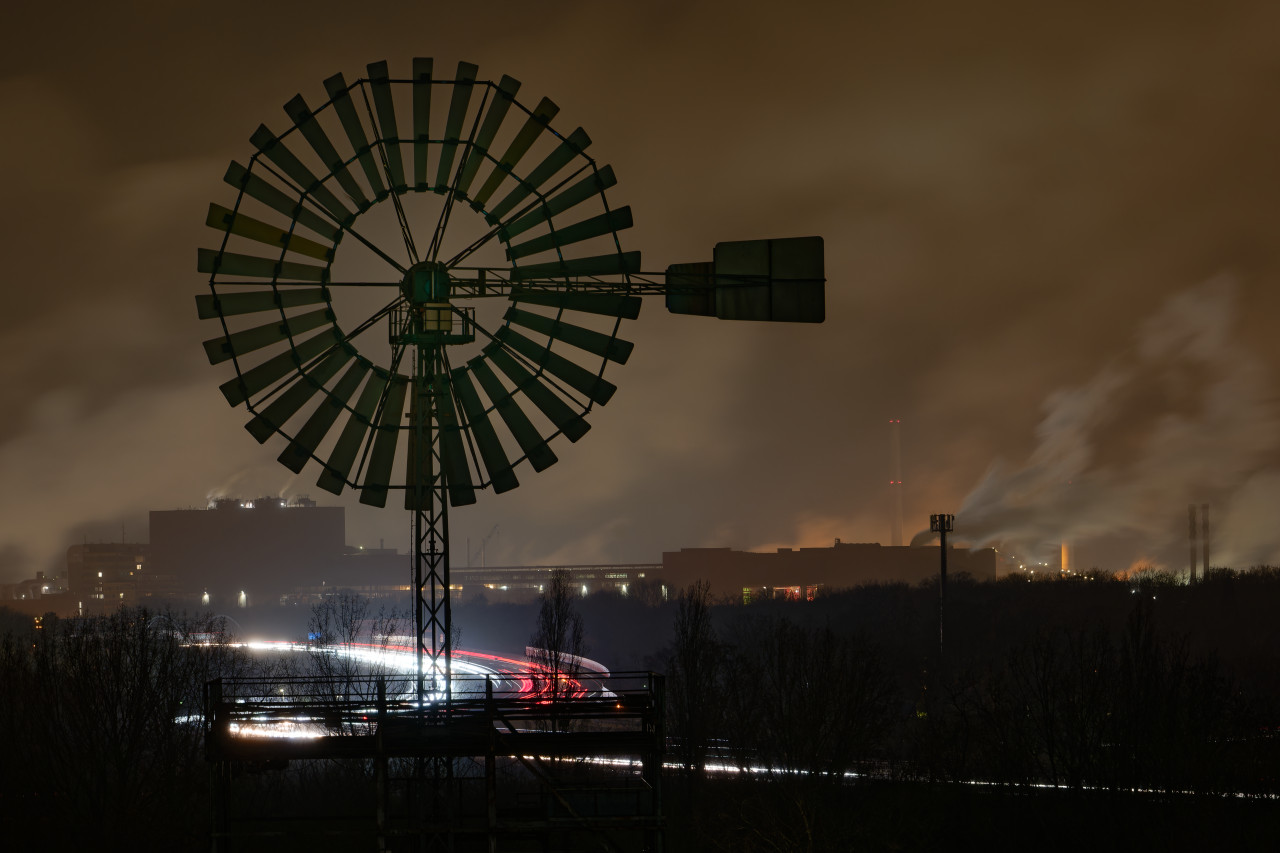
top-left (194, 639), bottom-right (606, 739)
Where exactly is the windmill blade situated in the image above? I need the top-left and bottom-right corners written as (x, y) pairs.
top-left (485, 343), bottom-right (590, 441)
top-left (198, 248), bottom-right (327, 282)
top-left (205, 204), bottom-right (333, 261)
top-left (195, 287), bottom-right (328, 320)
top-left (317, 370), bottom-right (390, 495)
top-left (323, 72), bottom-right (387, 200)
top-left (468, 356), bottom-right (558, 472)
top-left (435, 374), bottom-right (478, 506)
top-left (412, 58), bottom-right (433, 189)
top-left (202, 307), bottom-right (333, 365)
top-left (367, 60), bottom-right (407, 191)
top-left (509, 250), bottom-right (641, 282)
top-left (278, 359), bottom-right (369, 473)
top-left (505, 307), bottom-right (633, 364)
top-left (404, 376), bottom-right (478, 509)
top-left (434, 61), bottom-right (479, 192)
top-left (455, 75), bottom-right (520, 200)
top-left (223, 161), bottom-right (341, 243)
top-left (493, 327), bottom-right (616, 405)
top-left (499, 165), bottom-right (617, 242)
top-left (246, 346), bottom-right (353, 442)
top-left (359, 375), bottom-right (409, 507)
top-left (250, 125), bottom-right (354, 225)
top-left (219, 326), bottom-right (342, 407)
top-left (284, 93), bottom-right (371, 210)
top-left (449, 366), bottom-right (519, 493)
top-left (505, 206), bottom-right (633, 261)
top-left (470, 96), bottom-right (559, 211)
top-left (511, 287), bottom-right (641, 320)
top-left (486, 127), bottom-right (592, 222)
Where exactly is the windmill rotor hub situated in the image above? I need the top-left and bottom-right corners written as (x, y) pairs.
top-left (402, 260), bottom-right (452, 305)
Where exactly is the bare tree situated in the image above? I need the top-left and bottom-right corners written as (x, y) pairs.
top-left (0, 608), bottom-right (249, 849)
top-left (667, 580), bottom-right (722, 772)
top-left (720, 616), bottom-right (894, 779)
top-left (528, 568), bottom-right (587, 712)
top-left (305, 591), bottom-right (410, 732)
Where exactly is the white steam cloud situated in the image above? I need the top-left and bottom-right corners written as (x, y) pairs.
top-left (955, 276), bottom-right (1280, 570)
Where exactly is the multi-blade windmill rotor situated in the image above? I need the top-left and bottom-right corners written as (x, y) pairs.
top-left (197, 58), bottom-right (824, 705)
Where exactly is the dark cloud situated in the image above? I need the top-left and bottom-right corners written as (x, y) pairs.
top-left (4, 1), bottom-right (1280, 582)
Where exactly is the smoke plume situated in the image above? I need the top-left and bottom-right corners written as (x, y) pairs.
top-left (956, 276), bottom-right (1280, 569)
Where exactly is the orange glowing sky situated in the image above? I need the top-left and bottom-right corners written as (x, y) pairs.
top-left (4, 1), bottom-right (1280, 581)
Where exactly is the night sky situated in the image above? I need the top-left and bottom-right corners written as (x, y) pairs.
top-left (4, 1), bottom-right (1280, 583)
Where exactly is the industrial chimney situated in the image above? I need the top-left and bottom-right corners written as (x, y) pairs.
top-left (1188, 504), bottom-right (1198, 583)
top-left (1202, 503), bottom-right (1210, 578)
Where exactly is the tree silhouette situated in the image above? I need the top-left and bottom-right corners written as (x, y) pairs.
top-left (528, 568), bottom-right (587, 720)
top-left (667, 580), bottom-right (723, 772)
top-left (0, 608), bottom-right (248, 850)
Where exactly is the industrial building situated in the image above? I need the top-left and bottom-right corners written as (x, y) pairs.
top-left (8, 496), bottom-right (1002, 615)
top-left (65, 542), bottom-right (158, 612)
top-left (58, 498), bottom-right (662, 609)
top-left (662, 540), bottom-right (998, 603)
top-left (149, 497), bottom-right (346, 607)
top-left (0, 570), bottom-right (75, 617)
top-left (452, 562), bottom-right (663, 601)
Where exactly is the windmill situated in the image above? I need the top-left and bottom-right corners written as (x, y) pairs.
top-left (197, 58), bottom-right (824, 706)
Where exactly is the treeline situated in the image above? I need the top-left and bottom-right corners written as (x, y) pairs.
top-left (0, 610), bottom-right (252, 850)
top-left (656, 570), bottom-right (1280, 850)
top-left (0, 599), bottom-right (411, 850)
top-left (662, 570), bottom-right (1280, 785)
top-left (4, 569), bottom-right (1279, 850)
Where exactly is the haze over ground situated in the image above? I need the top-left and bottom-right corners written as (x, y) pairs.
top-left (4, 1), bottom-right (1280, 582)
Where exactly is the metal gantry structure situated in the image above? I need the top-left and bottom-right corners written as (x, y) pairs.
top-left (197, 57), bottom-right (824, 712)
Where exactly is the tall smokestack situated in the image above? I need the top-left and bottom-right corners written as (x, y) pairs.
top-left (1202, 503), bottom-right (1210, 577)
top-left (1060, 541), bottom-right (1072, 574)
top-left (1188, 504), bottom-right (1198, 583)
top-left (889, 419), bottom-right (904, 547)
